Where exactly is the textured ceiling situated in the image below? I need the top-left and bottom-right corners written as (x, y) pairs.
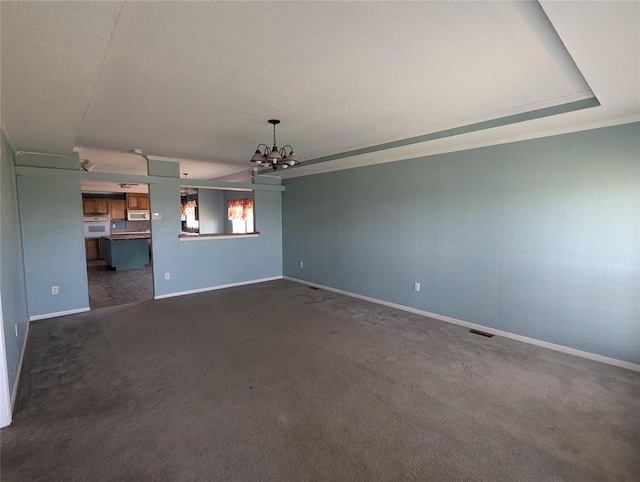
top-left (1, 1), bottom-right (638, 180)
top-left (0, 1), bottom-right (123, 154)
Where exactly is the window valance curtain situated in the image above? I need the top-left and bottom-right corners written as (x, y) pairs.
top-left (228, 198), bottom-right (253, 221)
top-left (181, 200), bottom-right (197, 221)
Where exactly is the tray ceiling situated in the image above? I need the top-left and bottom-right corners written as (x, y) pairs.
top-left (1, 1), bottom-right (638, 179)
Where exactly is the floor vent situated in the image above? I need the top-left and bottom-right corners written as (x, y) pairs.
top-left (469, 329), bottom-right (494, 338)
top-left (308, 286), bottom-right (320, 290)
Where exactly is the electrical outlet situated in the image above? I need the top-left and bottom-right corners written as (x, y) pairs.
top-left (164, 272), bottom-right (170, 280)
top-left (300, 261), bottom-right (304, 268)
top-left (414, 282), bottom-right (421, 292)
top-left (52, 286), bottom-right (59, 295)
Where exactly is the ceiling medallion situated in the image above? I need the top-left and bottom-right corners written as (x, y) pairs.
top-left (250, 119), bottom-right (299, 171)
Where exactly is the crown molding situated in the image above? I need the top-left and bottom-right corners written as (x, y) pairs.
top-left (278, 115), bottom-right (640, 179)
top-left (0, 116), bottom-right (19, 154)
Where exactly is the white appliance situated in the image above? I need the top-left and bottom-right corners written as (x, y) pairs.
top-left (83, 215), bottom-right (111, 238)
top-left (127, 210), bottom-right (150, 221)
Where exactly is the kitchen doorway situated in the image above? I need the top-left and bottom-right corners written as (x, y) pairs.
top-left (81, 182), bottom-right (154, 309)
top-left (87, 261), bottom-right (153, 309)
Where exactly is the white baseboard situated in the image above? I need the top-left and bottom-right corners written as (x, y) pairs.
top-left (154, 276), bottom-right (283, 300)
top-left (284, 276), bottom-right (640, 373)
top-left (29, 307), bottom-right (90, 321)
top-left (11, 320), bottom-right (30, 411)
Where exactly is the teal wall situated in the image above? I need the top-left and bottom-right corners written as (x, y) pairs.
top-left (148, 159), bottom-right (180, 178)
top-left (16, 153), bottom-right (89, 317)
top-left (197, 188), bottom-right (225, 234)
top-left (16, 151), bottom-right (79, 170)
top-left (10, 155), bottom-right (282, 316)
top-left (0, 132), bottom-right (29, 395)
top-left (282, 122), bottom-right (640, 364)
top-left (150, 185), bottom-right (282, 297)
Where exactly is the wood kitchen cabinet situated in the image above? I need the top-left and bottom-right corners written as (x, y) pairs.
top-left (127, 194), bottom-right (149, 210)
top-left (85, 238), bottom-right (103, 260)
top-left (83, 198), bottom-right (127, 219)
top-left (83, 200), bottom-right (94, 215)
top-left (83, 199), bottom-right (109, 216)
top-left (109, 200), bottom-right (126, 221)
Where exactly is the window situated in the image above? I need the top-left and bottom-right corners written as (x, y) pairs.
top-left (228, 198), bottom-right (254, 234)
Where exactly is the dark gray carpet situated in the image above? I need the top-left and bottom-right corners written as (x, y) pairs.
top-left (2, 280), bottom-right (639, 481)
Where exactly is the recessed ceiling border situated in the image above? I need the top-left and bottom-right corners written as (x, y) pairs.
top-left (261, 96), bottom-right (600, 176)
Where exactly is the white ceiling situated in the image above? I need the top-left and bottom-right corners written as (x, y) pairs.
top-left (1, 1), bottom-right (638, 180)
top-left (76, 147), bottom-right (250, 193)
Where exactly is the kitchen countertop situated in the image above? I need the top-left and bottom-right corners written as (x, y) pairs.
top-left (103, 233), bottom-right (151, 240)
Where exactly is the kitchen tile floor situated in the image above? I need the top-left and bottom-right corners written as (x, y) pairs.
top-left (87, 261), bottom-right (154, 309)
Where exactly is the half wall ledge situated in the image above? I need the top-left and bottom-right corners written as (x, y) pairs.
top-left (178, 232), bottom-right (260, 241)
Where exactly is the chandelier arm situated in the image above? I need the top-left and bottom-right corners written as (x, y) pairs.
top-left (252, 120), bottom-right (296, 171)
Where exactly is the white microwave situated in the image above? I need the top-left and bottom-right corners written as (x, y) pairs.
top-left (128, 210), bottom-right (150, 221)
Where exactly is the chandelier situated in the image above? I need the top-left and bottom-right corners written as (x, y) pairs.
top-left (250, 119), bottom-right (299, 171)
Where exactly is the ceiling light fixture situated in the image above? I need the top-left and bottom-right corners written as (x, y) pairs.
top-left (131, 148), bottom-right (149, 161)
top-left (250, 119), bottom-right (299, 171)
top-left (181, 173), bottom-right (189, 198)
top-left (80, 159), bottom-right (95, 172)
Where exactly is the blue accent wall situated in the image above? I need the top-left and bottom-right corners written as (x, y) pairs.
top-left (197, 188), bottom-right (225, 234)
top-left (148, 159), bottom-right (179, 178)
top-left (16, 169), bottom-right (89, 317)
top-left (9, 154), bottom-right (282, 316)
top-left (15, 151), bottom-right (79, 170)
top-left (282, 122), bottom-right (640, 364)
top-left (0, 132), bottom-right (29, 395)
top-left (150, 184), bottom-right (281, 297)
